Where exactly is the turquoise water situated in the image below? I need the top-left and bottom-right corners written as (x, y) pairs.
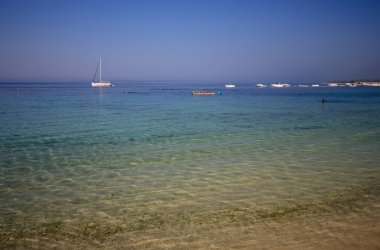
top-left (1, 83), bottom-right (380, 240)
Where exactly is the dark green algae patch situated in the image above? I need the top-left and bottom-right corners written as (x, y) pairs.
top-left (1, 183), bottom-right (379, 247)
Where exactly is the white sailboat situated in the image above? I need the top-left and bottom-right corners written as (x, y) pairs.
top-left (91, 58), bottom-right (112, 87)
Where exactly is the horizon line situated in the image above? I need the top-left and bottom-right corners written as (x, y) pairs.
top-left (1, 79), bottom-right (380, 84)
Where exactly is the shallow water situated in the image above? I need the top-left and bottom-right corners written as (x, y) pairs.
top-left (1, 82), bottom-right (380, 245)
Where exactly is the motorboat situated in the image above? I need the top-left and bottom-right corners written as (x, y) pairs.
top-left (256, 84), bottom-right (267, 88)
top-left (225, 84), bottom-right (236, 88)
top-left (192, 91), bottom-right (216, 95)
top-left (271, 83), bottom-right (290, 88)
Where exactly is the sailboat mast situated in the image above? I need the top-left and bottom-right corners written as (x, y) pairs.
top-left (99, 58), bottom-right (102, 83)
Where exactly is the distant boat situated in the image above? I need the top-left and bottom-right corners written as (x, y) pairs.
top-left (312, 84), bottom-right (320, 87)
top-left (362, 82), bottom-right (380, 87)
top-left (256, 84), bottom-right (267, 88)
top-left (271, 83), bottom-right (290, 88)
top-left (91, 58), bottom-right (112, 87)
top-left (327, 83), bottom-right (339, 87)
top-left (345, 83), bottom-right (358, 87)
top-left (298, 84), bottom-right (308, 87)
top-left (225, 84), bottom-right (236, 88)
top-left (192, 91), bottom-right (216, 95)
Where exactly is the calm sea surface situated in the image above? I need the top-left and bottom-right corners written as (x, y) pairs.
top-left (1, 82), bottom-right (380, 240)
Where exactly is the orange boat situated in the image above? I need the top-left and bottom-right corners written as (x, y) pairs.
top-left (192, 91), bottom-right (216, 95)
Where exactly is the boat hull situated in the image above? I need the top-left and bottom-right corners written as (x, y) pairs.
top-left (271, 83), bottom-right (290, 88)
top-left (256, 84), bottom-right (267, 88)
top-left (91, 82), bottom-right (112, 87)
top-left (192, 91), bottom-right (215, 95)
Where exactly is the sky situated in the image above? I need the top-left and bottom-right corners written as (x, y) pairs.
top-left (0, 0), bottom-right (379, 83)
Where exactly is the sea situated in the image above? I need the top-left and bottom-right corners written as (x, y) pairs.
top-left (1, 82), bottom-right (380, 247)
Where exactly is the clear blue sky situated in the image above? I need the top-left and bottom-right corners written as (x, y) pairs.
top-left (0, 0), bottom-right (379, 83)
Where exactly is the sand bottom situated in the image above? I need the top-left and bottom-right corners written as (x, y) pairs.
top-left (115, 211), bottom-right (380, 249)
top-left (2, 196), bottom-right (380, 249)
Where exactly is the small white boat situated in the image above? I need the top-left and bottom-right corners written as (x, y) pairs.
top-left (345, 83), bottom-right (357, 87)
top-left (91, 58), bottom-right (112, 87)
top-left (362, 82), bottom-right (380, 87)
top-left (225, 84), bottom-right (236, 88)
top-left (256, 84), bottom-right (267, 88)
top-left (312, 84), bottom-right (320, 87)
top-left (327, 83), bottom-right (339, 87)
top-left (271, 83), bottom-right (290, 88)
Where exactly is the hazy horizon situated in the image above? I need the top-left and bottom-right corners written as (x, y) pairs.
top-left (1, 0), bottom-right (379, 83)
top-left (1, 78), bottom-right (380, 85)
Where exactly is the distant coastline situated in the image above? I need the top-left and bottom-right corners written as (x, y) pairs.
top-left (325, 80), bottom-right (380, 87)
